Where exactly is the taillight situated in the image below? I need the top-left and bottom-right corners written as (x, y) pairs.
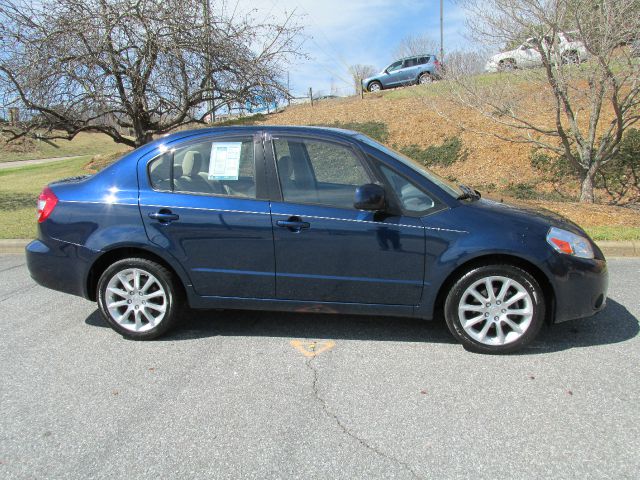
top-left (37, 187), bottom-right (58, 223)
top-left (434, 60), bottom-right (441, 70)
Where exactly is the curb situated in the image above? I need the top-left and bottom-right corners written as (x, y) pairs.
top-left (0, 239), bottom-right (30, 254)
top-left (0, 239), bottom-right (638, 257)
top-left (596, 240), bottom-right (639, 257)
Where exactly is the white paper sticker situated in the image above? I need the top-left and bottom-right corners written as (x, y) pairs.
top-left (208, 142), bottom-right (242, 180)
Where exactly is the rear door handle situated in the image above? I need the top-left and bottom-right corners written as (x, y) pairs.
top-left (276, 219), bottom-right (310, 232)
top-left (148, 210), bottom-right (179, 223)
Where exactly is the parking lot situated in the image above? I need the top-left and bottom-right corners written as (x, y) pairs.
top-left (1, 254), bottom-right (639, 479)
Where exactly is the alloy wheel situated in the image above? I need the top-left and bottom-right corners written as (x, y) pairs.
top-left (105, 268), bottom-right (167, 332)
top-left (457, 275), bottom-right (534, 346)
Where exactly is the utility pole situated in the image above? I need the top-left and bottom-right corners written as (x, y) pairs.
top-left (440, 0), bottom-right (444, 61)
top-left (204, 0), bottom-right (215, 124)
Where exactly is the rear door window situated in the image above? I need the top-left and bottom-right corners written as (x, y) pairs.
top-left (148, 137), bottom-right (256, 198)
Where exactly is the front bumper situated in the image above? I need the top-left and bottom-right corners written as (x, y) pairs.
top-left (26, 239), bottom-right (95, 299)
top-left (548, 254), bottom-right (608, 323)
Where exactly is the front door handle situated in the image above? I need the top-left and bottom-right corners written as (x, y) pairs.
top-left (276, 217), bottom-right (310, 232)
top-left (149, 210), bottom-right (179, 223)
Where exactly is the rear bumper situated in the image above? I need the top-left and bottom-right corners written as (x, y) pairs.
top-left (549, 255), bottom-right (608, 323)
top-left (26, 239), bottom-right (94, 299)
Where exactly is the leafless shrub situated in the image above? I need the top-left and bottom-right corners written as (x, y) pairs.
top-left (348, 64), bottom-right (377, 94)
top-left (393, 34), bottom-right (439, 58)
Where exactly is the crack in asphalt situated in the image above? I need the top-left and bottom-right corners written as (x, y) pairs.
top-left (0, 283), bottom-right (38, 303)
top-left (0, 263), bottom-right (26, 274)
top-left (305, 356), bottom-right (422, 480)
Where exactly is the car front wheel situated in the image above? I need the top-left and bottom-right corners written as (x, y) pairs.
top-left (97, 258), bottom-right (181, 340)
top-left (444, 264), bottom-right (545, 354)
top-left (368, 81), bottom-right (382, 92)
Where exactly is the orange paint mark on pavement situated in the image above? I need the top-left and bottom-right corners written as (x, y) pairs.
top-left (290, 340), bottom-right (336, 357)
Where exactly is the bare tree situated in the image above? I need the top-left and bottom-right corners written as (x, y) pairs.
top-left (348, 64), bottom-right (377, 94)
top-left (449, 0), bottom-right (640, 203)
top-left (0, 0), bottom-right (303, 147)
top-left (393, 34), bottom-right (439, 59)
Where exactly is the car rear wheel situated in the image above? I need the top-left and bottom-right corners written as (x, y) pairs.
top-left (97, 258), bottom-right (181, 340)
top-left (418, 73), bottom-right (433, 84)
top-left (368, 81), bottom-right (382, 92)
top-left (444, 264), bottom-right (545, 354)
top-left (499, 59), bottom-right (516, 71)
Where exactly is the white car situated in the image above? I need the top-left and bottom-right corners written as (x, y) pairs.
top-left (485, 32), bottom-right (589, 72)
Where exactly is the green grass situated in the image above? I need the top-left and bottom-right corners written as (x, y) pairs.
top-left (0, 157), bottom-right (90, 238)
top-left (0, 132), bottom-right (129, 163)
top-left (584, 226), bottom-right (640, 242)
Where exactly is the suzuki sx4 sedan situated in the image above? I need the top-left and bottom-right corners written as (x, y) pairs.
top-left (26, 127), bottom-right (608, 353)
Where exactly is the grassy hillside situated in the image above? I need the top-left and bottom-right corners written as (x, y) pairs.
top-left (0, 131), bottom-right (130, 162)
top-left (256, 83), bottom-right (639, 232)
top-left (0, 157), bottom-right (90, 238)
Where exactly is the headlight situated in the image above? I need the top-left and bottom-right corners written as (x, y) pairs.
top-left (546, 227), bottom-right (594, 259)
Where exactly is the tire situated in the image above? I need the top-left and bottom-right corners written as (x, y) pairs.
top-left (562, 51), bottom-right (580, 64)
top-left (368, 81), bottom-right (382, 92)
top-left (418, 73), bottom-right (433, 85)
top-left (499, 59), bottom-right (516, 71)
top-left (444, 264), bottom-right (545, 354)
top-left (97, 258), bottom-right (182, 340)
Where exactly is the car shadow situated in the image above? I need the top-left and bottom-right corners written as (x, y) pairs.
top-left (84, 298), bottom-right (638, 354)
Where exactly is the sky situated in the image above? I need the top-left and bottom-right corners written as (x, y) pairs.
top-left (237, 0), bottom-right (470, 97)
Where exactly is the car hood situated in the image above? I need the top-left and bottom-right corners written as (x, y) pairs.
top-left (463, 198), bottom-right (587, 236)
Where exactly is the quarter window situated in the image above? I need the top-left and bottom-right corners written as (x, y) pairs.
top-left (379, 165), bottom-right (435, 213)
top-left (148, 137), bottom-right (256, 198)
top-left (273, 138), bottom-right (372, 209)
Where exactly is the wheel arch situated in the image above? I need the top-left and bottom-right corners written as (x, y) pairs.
top-left (86, 246), bottom-right (190, 302)
top-left (432, 253), bottom-right (556, 325)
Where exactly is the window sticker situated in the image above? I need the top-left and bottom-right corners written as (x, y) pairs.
top-left (208, 142), bottom-right (242, 180)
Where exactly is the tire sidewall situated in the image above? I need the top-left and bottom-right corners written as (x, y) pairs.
top-left (444, 264), bottom-right (545, 354)
top-left (97, 258), bottom-right (177, 340)
top-left (368, 81), bottom-right (382, 92)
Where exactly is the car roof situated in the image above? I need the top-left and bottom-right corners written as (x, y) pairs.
top-left (395, 54), bottom-right (434, 61)
top-left (156, 125), bottom-right (361, 145)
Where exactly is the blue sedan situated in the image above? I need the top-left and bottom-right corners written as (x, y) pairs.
top-left (26, 126), bottom-right (608, 353)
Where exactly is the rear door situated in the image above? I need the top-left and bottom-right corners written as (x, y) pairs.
top-left (399, 57), bottom-right (420, 83)
top-left (266, 133), bottom-right (425, 305)
top-left (138, 132), bottom-right (275, 298)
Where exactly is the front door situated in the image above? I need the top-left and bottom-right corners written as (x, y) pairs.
top-left (139, 133), bottom-right (275, 298)
top-left (267, 134), bottom-right (425, 305)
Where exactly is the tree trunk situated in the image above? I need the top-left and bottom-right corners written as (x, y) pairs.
top-left (579, 168), bottom-right (597, 203)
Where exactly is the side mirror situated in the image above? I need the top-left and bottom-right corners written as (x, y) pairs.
top-left (354, 183), bottom-right (386, 211)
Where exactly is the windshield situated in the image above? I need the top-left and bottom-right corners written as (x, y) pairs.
top-left (356, 134), bottom-right (464, 198)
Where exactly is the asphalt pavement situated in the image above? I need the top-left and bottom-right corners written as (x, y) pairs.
top-left (1, 255), bottom-right (639, 479)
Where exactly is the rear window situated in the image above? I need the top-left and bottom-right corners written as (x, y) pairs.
top-left (417, 56), bottom-right (430, 64)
